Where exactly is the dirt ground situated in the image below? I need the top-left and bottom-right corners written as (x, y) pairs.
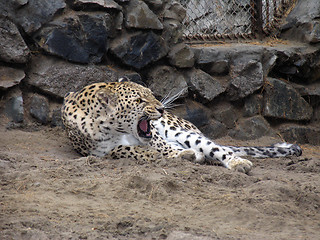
top-left (1, 117), bottom-right (320, 240)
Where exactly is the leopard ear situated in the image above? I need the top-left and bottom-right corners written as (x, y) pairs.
top-left (96, 89), bottom-right (117, 107)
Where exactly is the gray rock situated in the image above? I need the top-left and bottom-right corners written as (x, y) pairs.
top-left (51, 108), bottom-right (63, 127)
top-left (69, 0), bottom-right (121, 10)
top-left (228, 59), bottom-right (264, 100)
top-left (162, 19), bottom-right (183, 46)
top-left (200, 119), bottom-right (227, 140)
top-left (280, 125), bottom-right (320, 145)
top-left (212, 102), bottom-right (238, 129)
top-left (229, 116), bottom-right (276, 140)
top-left (194, 47), bottom-right (230, 75)
top-left (15, 0), bottom-right (66, 34)
top-left (0, 67), bottom-right (25, 90)
top-left (29, 94), bottom-right (50, 124)
top-left (36, 12), bottom-right (115, 63)
top-left (163, 2), bottom-right (186, 22)
top-left (244, 94), bottom-right (263, 117)
top-left (284, 0), bottom-right (320, 25)
top-left (110, 31), bottom-right (168, 69)
top-left (5, 95), bottom-right (24, 123)
top-left (171, 99), bottom-right (212, 129)
top-left (144, 0), bottom-right (163, 11)
top-left (27, 55), bottom-right (119, 99)
top-left (168, 43), bottom-right (195, 68)
top-left (263, 78), bottom-right (313, 121)
top-left (0, 17), bottom-right (30, 64)
top-left (195, 47), bottom-right (230, 65)
top-left (270, 48), bottom-right (320, 83)
top-left (124, 0), bottom-right (163, 30)
top-left (147, 65), bottom-right (188, 99)
top-left (281, 0), bottom-right (320, 43)
top-left (292, 82), bottom-right (320, 97)
top-left (184, 68), bottom-right (226, 102)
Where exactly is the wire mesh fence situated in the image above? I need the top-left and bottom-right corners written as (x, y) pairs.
top-left (180, 0), bottom-right (297, 42)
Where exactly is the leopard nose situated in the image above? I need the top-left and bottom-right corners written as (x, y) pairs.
top-left (157, 107), bottom-right (164, 115)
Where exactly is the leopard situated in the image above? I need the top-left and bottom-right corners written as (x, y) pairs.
top-left (61, 78), bottom-right (302, 173)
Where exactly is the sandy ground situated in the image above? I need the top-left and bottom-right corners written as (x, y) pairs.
top-left (1, 117), bottom-right (320, 240)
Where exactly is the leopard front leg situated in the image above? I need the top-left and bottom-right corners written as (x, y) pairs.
top-left (148, 128), bottom-right (205, 163)
top-left (107, 145), bottom-right (163, 164)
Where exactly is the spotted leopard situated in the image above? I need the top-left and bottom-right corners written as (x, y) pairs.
top-left (61, 79), bottom-right (302, 173)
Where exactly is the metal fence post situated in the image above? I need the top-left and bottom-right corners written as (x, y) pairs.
top-left (254, 0), bottom-right (264, 39)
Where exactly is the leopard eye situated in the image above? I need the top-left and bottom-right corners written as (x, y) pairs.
top-left (136, 98), bottom-right (142, 104)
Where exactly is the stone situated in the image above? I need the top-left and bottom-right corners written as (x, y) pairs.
top-left (15, 0), bottom-right (66, 34)
top-left (5, 95), bottom-right (24, 123)
top-left (0, 17), bottom-right (30, 64)
top-left (244, 94), bottom-right (263, 117)
top-left (162, 19), bottom-right (183, 46)
top-left (36, 12), bottom-right (115, 63)
top-left (0, 67), bottom-right (25, 90)
top-left (69, 0), bottom-right (121, 10)
top-left (168, 43), bottom-right (195, 68)
top-left (110, 31), bottom-right (168, 69)
top-left (263, 78), bottom-right (313, 121)
top-left (51, 108), bottom-right (63, 127)
top-left (184, 68), bottom-right (226, 102)
top-left (229, 116), bottom-right (276, 140)
top-left (124, 0), bottom-right (163, 30)
top-left (292, 82), bottom-right (320, 97)
top-left (147, 66), bottom-right (188, 99)
top-left (280, 125), bottom-right (320, 145)
top-left (200, 119), bottom-right (227, 140)
top-left (27, 55), bottom-right (120, 99)
top-left (29, 94), bottom-right (50, 124)
top-left (163, 2), bottom-right (186, 22)
top-left (281, 0), bottom-right (320, 43)
top-left (195, 47), bottom-right (230, 65)
top-left (270, 48), bottom-right (320, 83)
top-left (194, 47), bottom-right (230, 76)
top-left (143, 0), bottom-right (163, 12)
top-left (228, 59), bottom-right (264, 100)
top-left (212, 102), bottom-right (238, 129)
top-left (171, 99), bottom-right (212, 129)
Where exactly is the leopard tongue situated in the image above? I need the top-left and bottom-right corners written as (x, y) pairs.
top-left (139, 119), bottom-right (148, 133)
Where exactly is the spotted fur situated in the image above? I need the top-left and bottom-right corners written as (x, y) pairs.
top-left (62, 81), bottom-right (302, 173)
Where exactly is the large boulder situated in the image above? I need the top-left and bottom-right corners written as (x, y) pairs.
top-left (35, 12), bottom-right (115, 63)
top-left (4, 90), bottom-right (24, 123)
top-left (280, 125), bottom-right (320, 145)
top-left (110, 31), bottom-right (168, 69)
top-left (167, 43), bottom-right (195, 68)
top-left (14, 0), bottom-right (66, 34)
top-left (184, 68), bottom-right (226, 102)
top-left (263, 78), bottom-right (313, 121)
top-left (270, 47), bottom-right (320, 83)
top-left (0, 67), bottom-right (25, 91)
top-left (27, 56), bottom-right (120, 99)
top-left (124, 0), bottom-right (163, 30)
top-left (147, 66), bottom-right (188, 99)
top-left (0, 17), bottom-right (30, 64)
top-left (68, 0), bottom-right (121, 10)
top-left (281, 0), bottom-right (320, 43)
top-left (229, 116), bottom-right (276, 140)
top-left (228, 50), bottom-right (264, 100)
top-left (29, 94), bottom-right (50, 124)
top-left (171, 99), bottom-right (212, 129)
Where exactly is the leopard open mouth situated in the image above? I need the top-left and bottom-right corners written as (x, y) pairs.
top-left (137, 117), bottom-right (152, 139)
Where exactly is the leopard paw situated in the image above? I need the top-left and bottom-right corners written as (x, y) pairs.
top-left (226, 157), bottom-right (253, 174)
top-left (178, 149), bottom-right (205, 163)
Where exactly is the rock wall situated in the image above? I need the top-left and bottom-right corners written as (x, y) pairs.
top-left (0, 0), bottom-right (319, 145)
